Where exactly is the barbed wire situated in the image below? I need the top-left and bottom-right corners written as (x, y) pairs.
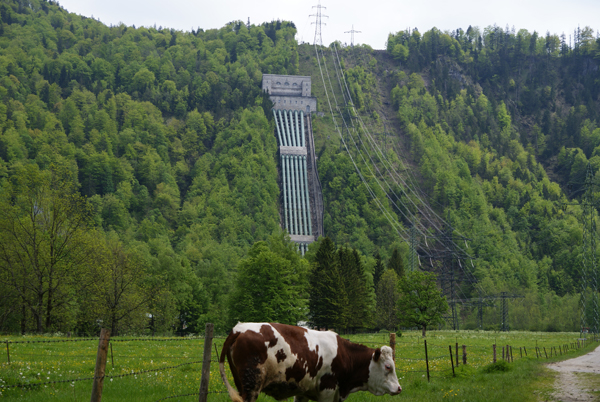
top-left (4, 338), bottom-right (97, 344)
top-left (109, 337), bottom-right (223, 342)
top-left (155, 392), bottom-right (199, 401)
top-left (155, 390), bottom-right (228, 402)
top-left (3, 354), bottom-right (223, 362)
top-left (398, 367), bottom-right (453, 373)
top-left (3, 336), bottom-right (225, 344)
top-left (0, 360), bottom-right (203, 389)
top-left (397, 355), bottom-right (447, 361)
top-left (0, 375), bottom-right (96, 389)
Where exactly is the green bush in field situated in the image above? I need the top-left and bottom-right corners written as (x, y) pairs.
top-left (481, 360), bottom-right (511, 373)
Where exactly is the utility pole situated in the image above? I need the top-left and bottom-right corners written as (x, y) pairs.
top-left (501, 292), bottom-right (509, 332)
top-left (310, 1), bottom-right (328, 46)
top-left (344, 25), bottom-right (362, 47)
top-left (441, 217), bottom-right (459, 330)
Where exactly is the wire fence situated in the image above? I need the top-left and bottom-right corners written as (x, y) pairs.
top-left (1, 329), bottom-right (598, 400)
top-left (1, 330), bottom-right (229, 401)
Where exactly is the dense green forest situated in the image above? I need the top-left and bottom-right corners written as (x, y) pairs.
top-left (308, 25), bottom-right (600, 331)
top-left (0, 0), bottom-right (599, 335)
top-left (0, 0), bottom-right (297, 334)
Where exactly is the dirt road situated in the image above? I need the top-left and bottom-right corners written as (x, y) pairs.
top-left (547, 345), bottom-right (600, 401)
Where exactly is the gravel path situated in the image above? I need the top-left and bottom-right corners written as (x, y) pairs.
top-left (547, 345), bottom-right (600, 401)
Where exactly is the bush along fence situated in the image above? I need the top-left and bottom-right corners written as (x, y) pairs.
top-left (1, 323), bottom-right (227, 402)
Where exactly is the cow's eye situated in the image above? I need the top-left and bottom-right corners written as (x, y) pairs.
top-left (384, 364), bottom-right (392, 371)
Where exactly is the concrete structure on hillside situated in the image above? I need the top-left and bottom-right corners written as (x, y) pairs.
top-left (262, 74), bottom-right (317, 114)
top-left (262, 74), bottom-right (324, 254)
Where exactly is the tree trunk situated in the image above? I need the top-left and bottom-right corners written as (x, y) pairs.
top-left (422, 326), bottom-right (426, 337)
top-left (111, 311), bottom-right (117, 337)
top-left (35, 310), bottom-right (42, 333)
top-left (21, 299), bottom-right (26, 335)
top-left (46, 278), bottom-right (52, 330)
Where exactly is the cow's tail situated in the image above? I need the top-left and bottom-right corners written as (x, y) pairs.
top-left (219, 331), bottom-right (243, 402)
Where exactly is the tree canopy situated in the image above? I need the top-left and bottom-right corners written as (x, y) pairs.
top-left (397, 271), bottom-right (449, 336)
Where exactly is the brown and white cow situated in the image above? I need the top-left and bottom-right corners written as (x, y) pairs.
top-left (219, 322), bottom-right (402, 402)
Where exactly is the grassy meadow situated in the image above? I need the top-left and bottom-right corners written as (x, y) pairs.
top-left (0, 330), bottom-right (596, 401)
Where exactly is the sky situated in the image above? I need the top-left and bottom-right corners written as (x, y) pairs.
top-left (57, 0), bottom-right (600, 49)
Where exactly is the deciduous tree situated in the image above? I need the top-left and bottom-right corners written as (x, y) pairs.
top-left (228, 233), bottom-right (309, 327)
top-left (0, 164), bottom-right (95, 333)
top-left (397, 271), bottom-right (448, 336)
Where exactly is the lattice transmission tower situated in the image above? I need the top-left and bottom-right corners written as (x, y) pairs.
top-left (344, 25), bottom-right (361, 47)
top-left (310, 1), bottom-right (328, 46)
top-left (582, 162), bottom-right (599, 335)
top-left (409, 224), bottom-right (418, 273)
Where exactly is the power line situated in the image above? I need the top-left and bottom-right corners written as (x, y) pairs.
top-left (311, 25), bottom-right (492, 319)
top-left (325, 43), bottom-right (490, 302)
top-left (312, 44), bottom-right (409, 241)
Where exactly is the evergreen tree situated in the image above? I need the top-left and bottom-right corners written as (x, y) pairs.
top-left (373, 253), bottom-right (385, 289)
top-left (376, 269), bottom-right (400, 331)
top-left (308, 237), bottom-right (347, 331)
top-left (388, 248), bottom-right (405, 277)
top-left (339, 248), bottom-right (370, 331)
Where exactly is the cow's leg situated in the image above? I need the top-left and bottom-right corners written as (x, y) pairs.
top-left (317, 388), bottom-right (340, 402)
top-left (294, 396), bottom-right (310, 402)
top-left (239, 362), bottom-right (262, 402)
top-left (241, 389), bottom-right (260, 402)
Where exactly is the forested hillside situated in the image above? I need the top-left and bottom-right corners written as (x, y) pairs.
top-left (0, 0), bottom-right (599, 335)
top-left (301, 25), bottom-right (600, 331)
top-left (0, 0), bottom-right (298, 334)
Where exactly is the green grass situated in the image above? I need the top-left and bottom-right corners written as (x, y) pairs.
top-left (0, 331), bottom-right (596, 401)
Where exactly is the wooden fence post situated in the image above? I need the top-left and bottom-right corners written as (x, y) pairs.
top-left (543, 347), bottom-right (548, 359)
top-left (424, 340), bottom-right (430, 383)
top-left (524, 346), bottom-right (527, 357)
top-left (449, 345), bottom-right (455, 377)
top-left (389, 333), bottom-right (396, 361)
top-left (493, 344), bottom-right (496, 363)
top-left (5, 341), bottom-right (9, 364)
top-left (510, 346), bottom-right (513, 362)
top-left (455, 343), bottom-right (459, 367)
top-left (198, 323), bottom-right (214, 402)
top-left (90, 328), bottom-right (111, 402)
top-left (502, 346), bottom-right (505, 361)
top-left (462, 345), bottom-right (466, 365)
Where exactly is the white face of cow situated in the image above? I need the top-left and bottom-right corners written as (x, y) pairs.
top-left (367, 346), bottom-right (402, 396)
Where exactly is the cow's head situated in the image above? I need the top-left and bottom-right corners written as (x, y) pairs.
top-left (367, 346), bottom-right (402, 396)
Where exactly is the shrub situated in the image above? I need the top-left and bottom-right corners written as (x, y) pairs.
top-left (481, 360), bottom-right (511, 373)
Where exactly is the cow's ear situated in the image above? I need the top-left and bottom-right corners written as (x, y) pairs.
top-left (374, 348), bottom-right (381, 362)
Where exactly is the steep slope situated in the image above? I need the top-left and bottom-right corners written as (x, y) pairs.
top-left (0, 0), bottom-right (298, 334)
top-left (300, 34), bottom-right (598, 330)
